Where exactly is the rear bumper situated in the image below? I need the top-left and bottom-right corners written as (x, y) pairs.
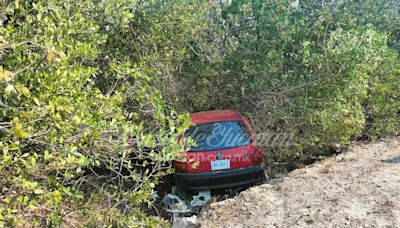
top-left (174, 165), bottom-right (264, 190)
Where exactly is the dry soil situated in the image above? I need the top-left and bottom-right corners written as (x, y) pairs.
top-left (200, 137), bottom-right (400, 228)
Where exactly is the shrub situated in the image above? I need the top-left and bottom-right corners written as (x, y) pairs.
top-left (166, 0), bottom-right (400, 161)
top-left (0, 0), bottom-right (189, 226)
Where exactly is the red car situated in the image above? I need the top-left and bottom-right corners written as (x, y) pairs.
top-left (174, 110), bottom-right (264, 190)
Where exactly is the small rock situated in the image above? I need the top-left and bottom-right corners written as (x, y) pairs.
top-left (172, 215), bottom-right (200, 228)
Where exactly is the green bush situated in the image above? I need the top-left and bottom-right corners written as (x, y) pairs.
top-left (167, 0), bottom-right (400, 161)
top-left (0, 0), bottom-right (189, 226)
top-left (0, 0), bottom-right (399, 226)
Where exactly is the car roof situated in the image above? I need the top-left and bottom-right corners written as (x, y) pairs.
top-left (189, 110), bottom-right (243, 124)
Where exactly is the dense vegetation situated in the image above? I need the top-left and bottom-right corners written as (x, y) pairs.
top-left (0, 0), bottom-right (398, 226)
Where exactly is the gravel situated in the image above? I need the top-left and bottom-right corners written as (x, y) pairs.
top-left (200, 137), bottom-right (400, 227)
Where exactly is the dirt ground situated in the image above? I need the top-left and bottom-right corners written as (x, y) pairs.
top-left (200, 137), bottom-right (400, 228)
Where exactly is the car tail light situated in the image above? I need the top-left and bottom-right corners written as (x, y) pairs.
top-left (173, 161), bottom-right (188, 172)
top-left (174, 151), bottom-right (189, 172)
top-left (253, 147), bottom-right (263, 165)
top-left (253, 154), bottom-right (262, 164)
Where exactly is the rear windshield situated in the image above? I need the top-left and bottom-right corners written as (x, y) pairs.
top-left (185, 121), bottom-right (251, 152)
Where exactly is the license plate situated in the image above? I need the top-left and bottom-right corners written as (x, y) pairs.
top-left (211, 159), bottom-right (230, 171)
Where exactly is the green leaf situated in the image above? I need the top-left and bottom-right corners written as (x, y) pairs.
top-left (46, 51), bottom-right (55, 62)
top-left (33, 97), bottom-right (41, 106)
top-left (15, 84), bottom-right (30, 96)
top-left (0, 72), bottom-right (10, 81)
top-left (34, 189), bottom-right (44, 195)
top-left (12, 117), bottom-right (30, 138)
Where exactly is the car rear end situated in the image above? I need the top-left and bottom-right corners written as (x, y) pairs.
top-left (174, 110), bottom-right (264, 190)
